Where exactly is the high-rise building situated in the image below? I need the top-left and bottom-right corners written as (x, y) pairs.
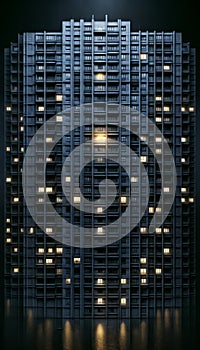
top-left (4, 16), bottom-right (196, 318)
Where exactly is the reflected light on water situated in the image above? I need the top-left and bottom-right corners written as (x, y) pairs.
top-left (63, 321), bottom-right (72, 350)
top-left (44, 319), bottom-right (53, 350)
top-left (95, 323), bottom-right (106, 350)
top-left (119, 322), bottom-right (127, 350)
top-left (140, 320), bottom-right (148, 350)
top-left (164, 308), bottom-right (170, 330)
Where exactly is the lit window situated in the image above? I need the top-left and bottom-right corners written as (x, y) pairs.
top-left (120, 196), bottom-right (127, 204)
top-left (164, 187), bottom-right (170, 193)
top-left (38, 106), bottom-right (44, 112)
top-left (156, 137), bottom-right (162, 142)
top-left (181, 107), bottom-right (186, 112)
top-left (56, 269), bottom-right (62, 275)
top-left (66, 278), bottom-right (71, 284)
top-left (189, 198), bottom-right (194, 203)
top-left (155, 268), bottom-right (162, 274)
top-left (95, 73), bottom-right (106, 80)
top-left (29, 227), bottom-right (34, 234)
top-left (6, 106), bottom-right (12, 111)
top-left (156, 207), bottom-right (162, 213)
top-left (20, 116), bottom-right (23, 121)
top-left (48, 248), bottom-right (53, 253)
top-left (156, 96), bottom-right (162, 101)
top-left (181, 137), bottom-right (187, 143)
top-left (181, 188), bottom-right (187, 193)
top-left (13, 197), bottom-right (19, 203)
top-left (56, 94), bottom-right (63, 102)
top-left (97, 298), bottom-right (103, 304)
top-left (189, 107), bottom-right (194, 112)
top-left (156, 148), bottom-right (162, 154)
top-left (140, 227), bottom-right (147, 234)
top-left (164, 248), bottom-right (170, 255)
top-left (46, 157), bottom-right (52, 162)
top-left (38, 187), bottom-right (44, 193)
top-left (65, 176), bottom-right (71, 182)
top-left (97, 227), bottom-right (103, 234)
top-left (56, 115), bottom-right (63, 122)
top-left (97, 207), bottom-right (103, 213)
top-left (6, 218), bottom-right (10, 223)
top-left (163, 228), bottom-right (169, 233)
top-left (6, 147), bottom-right (11, 152)
top-left (181, 198), bottom-right (186, 203)
top-left (140, 258), bottom-right (147, 264)
top-left (56, 197), bottom-right (62, 203)
top-left (121, 298), bottom-right (126, 305)
top-left (181, 158), bottom-right (186, 163)
top-left (38, 65), bottom-right (44, 70)
top-left (74, 196), bottom-right (81, 204)
top-left (164, 106), bottom-right (170, 112)
top-left (56, 248), bottom-right (63, 254)
top-left (46, 259), bottom-right (53, 264)
top-left (97, 278), bottom-right (104, 285)
top-left (6, 238), bottom-right (11, 243)
top-left (149, 207), bottom-right (154, 214)
top-left (121, 278), bottom-right (126, 284)
top-left (6, 228), bottom-right (10, 233)
top-left (46, 187), bottom-right (53, 193)
top-left (156, 107), bottom-right (162, 112)
top-left (140, 53), bottom-right (147, 60)
top-left (21, 147), bottom-right (24, 152)
top-left (14, 158), bottom-right (19, 162)
top-left (156, 228), bottom-right (162, 234)
top-left (20, 126), bottom-right (24, 132)
top-left (38, 248), bottom-right (44, 254)
top-left (140, 136), bottom-right (147, 141)
top-left (6, 177), bottom-right (11, 183)
top-left (21, 228), bottom-right (24, 233)
top-left (38, 198), bottom-right (44, 203)
top-left (94, 133), bottom-right (107, 142)
top-left (140, 156), bottom-right (147, 163)
top-left (13, 268), bottom-right (19, 273)
top-left (141, 278), bottom-right (147, 285)
top-left (46, 137), bottom-right (53, 143)
top-left (156, 117), bottom-right (162, 122)
top-left (46, 227), bottom-right (52, 233)
top-left (74, 257), bottom-right (80, 264)
top-left (131, 177), bottom-right (138, 182)
top-left (164, 65), bottom-right (170, 71)
top-left (14, 248), bottom-right (18, 253)
top-left (140, 268), bottom-right (147, 275)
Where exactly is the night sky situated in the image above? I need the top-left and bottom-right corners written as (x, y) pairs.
top-left (0, 0), bottom-right (199, 317)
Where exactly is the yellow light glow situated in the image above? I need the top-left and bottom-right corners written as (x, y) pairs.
top-left (94, 133), bottom-right (107, 142)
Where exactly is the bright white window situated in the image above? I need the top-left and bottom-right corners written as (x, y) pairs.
top-left (121, 196), bottom-right (127, 204)
top-left (65, 176), bottom-right (71, 182)
top-left (181, 198), bottom-right (186, 203)
top-left (181, 107), bottom-right (186, 112)
top-left (149, 207), bottom-right (154, 213)
top-left (74, 257), bottom-right (80, 264)
top-left (14, 248), bottom-right (18, 253)
top-left (163, 228), bottom-right (169, 233)
top-left (48, 248), bottom-right (53, 253)
top-left (13, 197), bottom-right (19, 203)
top-left (140, 53), bottom-right (147, 60)
top-left (74, 197), bottom-right (81, 204)
top-left (6, 218), bottom-right (10, 223)
top-left (13, 268), bottom-right (19, 273)
top-left (56, 94), bottom-right (63, 102)
top-left (6, 177), bottom-right (11, 183)
top-left (6, 147), bottom-right (11, 152)
top-left (164, 187), bottom-right (170, 193)
top-left (181, 158), bottom-right (186, 163)
top-left (156, 137), bottom-right (162, 142)
top-left (56, 248), bottom-right (63, 254)
top-left (164, 65), bottom-right (170, 71)
top-left (46, 137), bottom-right (53, 143)
top-left (164, 106), bottom-right (170, 112)
top-left (66, 278), bottom-right (71, 284)
top-left (121, 298), bottom-right (126, 305)
top-left (181, 188), bottom-right (187, 193)
top-left (6, 228), bottom-right (10, 233)
top-left (97, 278), bottom-right (104, 285)
top-left (97, 298), bottom-right (103, 304)
top-left (6, 106), bottom-right (12, 111)
top-left (29, 227), bottom-right (34, 234)
top-left (141, 278), bottom-right (147, 284)
top-left (95, 73), bottom-right (106, 80)
top-left (156, 96), bottom-right (162, 101)
top-left (140, 268), bottom-right (146, 275)
top-left (155, 268), bottom-right (162, 274)
top-left (131, 177), bottom-right (138, 182)
top-left (46, 259), bottom-right (53, 264)
top-left (14, 158), bottom-right (19, 162)
top-left (189, 198), bottom-right (194, 203)
top-left (140, 136), bottom-right (147, 141)
top-left (140, 156), bottom-right (147, 163)
top-left (121, 278), bottom-right (126, 284)
top-left (97, 227), bottom-right (103, 234)
top-left (156, 148), bottom-right (162, 154)
top-left (140, 258), bottom-right (147, 264)
top-left (97, 207), bottom-right (103, 213)
top-left (156, 117), bottom-right (162, 122)
top-left (38, 248), bottom-right (44, 254)
top-left (56, 115), bottom-right (63, 122)
top-left (164, 248), bottom-right (170, 255)
top-left (189, 107), bottom-right (194, 112)
top-left (38, 106), bottom-right (44, 112)
top-left (156, 228), bottom-right (162, 234)
top-left (156, 207), bottom-right (162, 213)
top-left (6, 238), bottom-right (11, 243)
top-left (140, 227), bottom-right (147, 234)
top-left (46, 227), bottom-right (52, 233)
top-left (181, 137), bottom-right (187, 142)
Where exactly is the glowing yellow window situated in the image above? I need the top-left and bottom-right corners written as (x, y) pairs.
top-left (181, 188), bottom-right (187, 193)
top-left (56, 115), bottom-right (63, 122)
top-left (13, 197), bottom-right (19, 203)
top-left (131, 177), bottom-right (138, 183)
top-left (94, 133), bottom-right (107, 142)
top-left (6, 218), bottom-right (10, 223)
top-left (163, 228), bottom-right (169, 233)
top-left (140, 227), bottom-right (147, 234)
top-left (97, 227), bottom-right (103, 234)
top-left (66, 278), bottom-right (71, 284)
top-left (6, 238), bottom-right (11, 243)
top-left (149, 207), bottom-right (154, 214)
top-left (189, 107), bottom-right (194, 112)
top-left (156, 96), bottom-right (162, 101)
top-left (156, 148), bottom-right (162, 154)
top-left (13, 268), bottom-right (19, 273)
top-left (74, 257), bottom-right (80, 264)
top-left (14, 158), bottom-right (19, 162)
top-left (38, 248), bottom-right (44, 254)
top-left (140, 258), bottom-right (147, 264)
top-left (120, 197), bottom-right (127, 204)
top-left (181, 107), bottom-right (186, 112)
top-left (156, 117), bottom-right (162, 122)
top-left (38, 106), bottom-right (44, 112)
top-left (164, 106), bottom-right (170, 112)
top-left (181, 158), bottom-right (186, 163)
top-left (164, 65), bottom-right (170, 71)
top-left (156, 137), bottom-right (162, 142)
top-left (164, 248), bottom-right (170, 255)
top-left (46, 227), bottom-right (52, 233)
top-left (140, 268), bottom-right (146, 275)
top-left (140, 156), bottom-right (147, 163)
top-left (156, 207), bottom-right (162, 213)
top-left (56, 248), bottom-right (63, 254)
top-left (6, 228), bottom-right (10, 233)
top-left (46, 137), bottom-right (53, 143)
top-left (181, 198), bottom-right (186, 203)
top-left (97, 207), bottom-right (103, 213)
top-left (6, 177), bottom-right (11, 183)
top-left (140, 54), bottom-right (147, 60)
top-left (97, 298), bottom-right (103, 304)
top-left (95, 73), bottom-right (106, 80)
top-left (97, 278), bottom-right (104, 285)
top-left (48, 248), bottom-right (53, 253)
top-left (6, 106), bottom-right (12, 111)
top-left (155, 268), bottom-right (162, 274)
top-left (46, 259), bottom-right (53, 264)
top-left (65, 176), bottom-right (71, 182)
top-left (121, 278), bottom-right (127, 284)
top-left (56, 94), bottom-right (63, 102)
top-left (140, 136), bottom-right (147, 141)
top-left (181, 137), bottom-right (187, 143)
top-left (164, 187), bottom-right (170, 193)
top-left (14, 248), bottom-right (18, 253)
top-left (141, 278), bottom-right (147, 285)
top-left (121, 298), bottom-right (126, 305)
top-left (29, 227), bottom-right (34, 234)
top-left (6, 147), bottom-right (11, 152)
top-left (74, 197), bottom-right (81, 204)
top-left (189, 198), bottom-right (194, 203)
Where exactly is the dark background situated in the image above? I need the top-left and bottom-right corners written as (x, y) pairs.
top-left (0, 0), bottom-right (199, 321)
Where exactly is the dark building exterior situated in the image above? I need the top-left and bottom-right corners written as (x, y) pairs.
top-left (4, 16), bottom-right (196, 318)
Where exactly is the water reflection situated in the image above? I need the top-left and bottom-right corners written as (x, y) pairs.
top-left (3, 304), bottom-right (198, 350)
